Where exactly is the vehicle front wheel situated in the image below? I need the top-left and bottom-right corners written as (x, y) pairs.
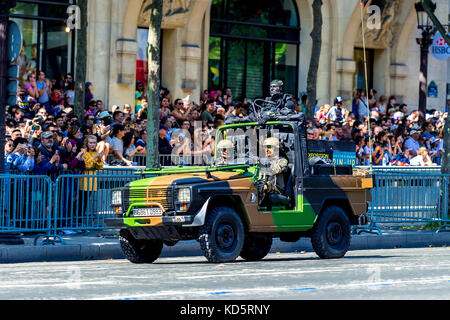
top-left (119, 229), bottom-right (163, 264)
top-left (310, 206), bottom-right (351, 259)
top-left (199, 207), bottom-right (245, 263)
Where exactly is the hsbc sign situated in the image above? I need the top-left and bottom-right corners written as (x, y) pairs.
top-left (430, 32), bottom-right (450, 61)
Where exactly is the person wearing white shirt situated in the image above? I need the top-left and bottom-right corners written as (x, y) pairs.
top-left (410, 147), bottom-right (435, 166)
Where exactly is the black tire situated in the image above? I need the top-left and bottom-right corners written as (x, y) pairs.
top-left (199, 207), bottom-right (245, 263)
top-left (240, 233), bottom-right (272, 261)
top-left (310, 206), bottom-right (351, 259)
top-left (119, 229), bottom-right (163, 264)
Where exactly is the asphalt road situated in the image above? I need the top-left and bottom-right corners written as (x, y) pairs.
top-left (0, 247), bottom-right (449, 300)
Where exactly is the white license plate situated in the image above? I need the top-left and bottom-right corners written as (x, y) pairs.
top-left (133, 208), bottom-right (163, 217)
top-left (171, 216), bottom-right (186, 223)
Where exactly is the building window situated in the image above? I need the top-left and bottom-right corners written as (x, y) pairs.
top-left (209, 0), bottom-right (300, 100)
top-left (354, 48), bottom-right (374, 91)
top-left (10, 0), bottom-right (75, 87)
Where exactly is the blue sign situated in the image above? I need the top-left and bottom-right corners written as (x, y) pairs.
top-left (332, 150), bottom-right (357, 167)
top-left (428, 81), bottom-right (438, 98)
top-left (430, 32), bottom-right (450, 61)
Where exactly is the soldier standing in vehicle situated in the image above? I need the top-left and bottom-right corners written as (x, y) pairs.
top-left (258, 137), bottom-right (289, 206)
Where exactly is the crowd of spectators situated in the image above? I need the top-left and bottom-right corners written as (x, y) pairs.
top-left (307, 89), bottom-right (448, 167)
top-left (5, 71), bottom-right (109, 175)
top-left (4, 72), bottom-right (450, 176)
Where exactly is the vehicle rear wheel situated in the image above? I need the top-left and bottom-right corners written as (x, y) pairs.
top-left (199, 207), bottom-right (245, 263)
top-left (240, 233), bottom-right (272, 261)
top-left (119, 229), bottom-right (163, 264)
top-left (310, 206), bottom-right (351, 259)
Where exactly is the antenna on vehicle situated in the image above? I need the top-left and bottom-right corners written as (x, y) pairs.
top-left (359, 0), bottom-right (374, 173)
top-left (331, 145), bottom-right (337, 176)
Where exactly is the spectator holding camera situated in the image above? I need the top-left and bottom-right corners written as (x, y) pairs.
top-left (5, 138), bottom-right (34, 173)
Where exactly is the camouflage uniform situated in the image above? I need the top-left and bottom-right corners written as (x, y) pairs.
top-left (259, 137), bottom-right (289, 194)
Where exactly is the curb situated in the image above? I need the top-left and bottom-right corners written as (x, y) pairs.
top-left (0, 232), bottom-right (449, 264)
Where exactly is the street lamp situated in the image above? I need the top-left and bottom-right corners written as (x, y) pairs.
top-left (0, 0), bottom-right (24, 245)
top-left (415, 1), bottom-right (437, 118)
top-left (0, 0), bottom-right (17, 174)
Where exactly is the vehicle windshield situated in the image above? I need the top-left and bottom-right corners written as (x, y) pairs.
top-left (214, 123), bottom-right (295, 167)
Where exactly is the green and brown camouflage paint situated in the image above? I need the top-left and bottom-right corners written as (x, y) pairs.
top-left (119, 166), bottom-right (372, 233)
top-left (115, 121), bottom-right (373, 237)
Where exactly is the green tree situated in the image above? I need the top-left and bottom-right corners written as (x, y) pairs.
top-left (144, 0), bottom-right (162, 169)
top-left (305, 0), bottom-right (323, 120)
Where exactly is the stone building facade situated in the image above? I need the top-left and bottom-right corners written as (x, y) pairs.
top-left (85, 0), bottom-right (449, 111)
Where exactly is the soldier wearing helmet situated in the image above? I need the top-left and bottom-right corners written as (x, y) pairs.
top-left (216, 139), bottom-right (233, 165)
top-left (259, 136), bottom-right (289, 197)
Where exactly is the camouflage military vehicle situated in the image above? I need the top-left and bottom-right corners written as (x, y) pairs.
top-left (106, 113), bottom-right (373, 263)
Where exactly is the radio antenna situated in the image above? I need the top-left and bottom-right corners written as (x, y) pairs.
top-left (360, 0), bottom-right (374, 173)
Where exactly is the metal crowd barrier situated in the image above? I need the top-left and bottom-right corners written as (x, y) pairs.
top-left (0, 171), bottom-right (140, 244)
top-left (105, 154), bottom-right (214, 167)
top-left (356, 166), bottom-right (442, 173)
top-left (1, 169), bottom-right (449, 244)
top-left (53, 173), bottom-right (140, 235)
top-left (0, 175), bottom-right (53, 235)
top-left (99, 166), bottom-right (145, 175)
top-left (354, 172), bottom-right (449, 235)
top-left (157, 154), bottom-right (213, 166)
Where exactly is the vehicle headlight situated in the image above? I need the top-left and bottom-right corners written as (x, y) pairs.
top-left (177, 188), bottom-right (191, 203)
top-left (111, 190), bottom-right (122, 206)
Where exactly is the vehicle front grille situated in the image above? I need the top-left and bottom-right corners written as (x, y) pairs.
top-left (123, 186), bottom-right (174, 213)
top-left (145, 187), bottom-right (174, 211)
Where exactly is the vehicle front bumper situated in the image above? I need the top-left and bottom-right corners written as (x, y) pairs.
top-left (105, 215), bottom-right (195, 229)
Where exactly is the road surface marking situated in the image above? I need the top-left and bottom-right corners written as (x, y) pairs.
top-left (91, 277), bottom-right (450, 300)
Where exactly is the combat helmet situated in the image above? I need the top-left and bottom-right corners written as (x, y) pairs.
top-left (263, 137), bottom-right (280, 148)
top-left (217, 139), bottom-right (233, 150)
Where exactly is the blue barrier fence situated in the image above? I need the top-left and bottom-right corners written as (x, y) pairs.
top-left (356, 166), bottom-right (442, 173)
top-left (52, 173), bottom-right (141, 235)
top-left (106, 154), bottom-right (214, 167)
top-left (0, 175), bottom-right (53, 235)
top-left (1, 169), bottom-right (449, 243)
top-left (354, 172), bottom-right (449, 234)
top-left (0, 172), bottom-right (141, 244)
